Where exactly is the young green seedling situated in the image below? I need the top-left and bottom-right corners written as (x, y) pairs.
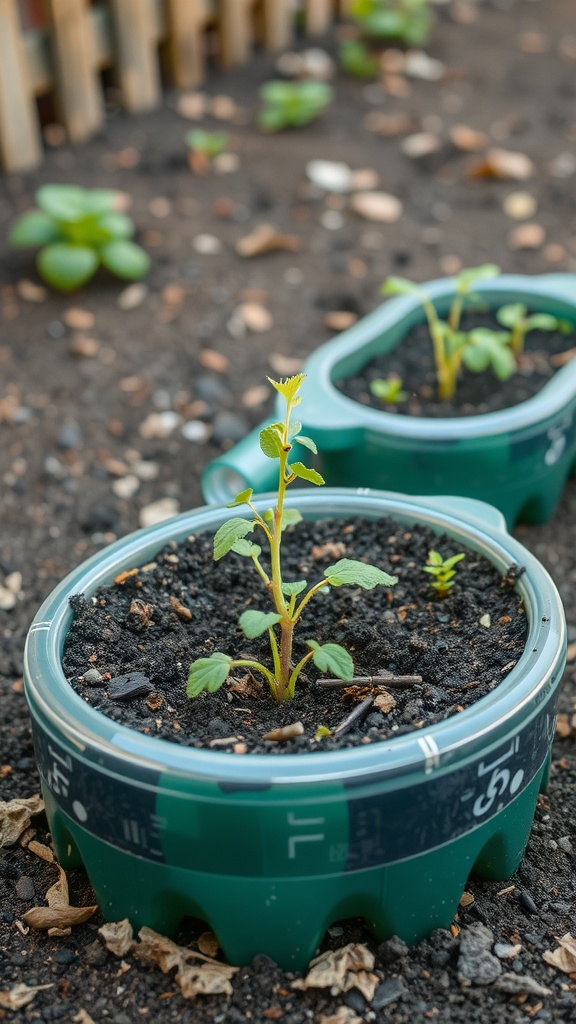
top-left (185, 130), bottom-right (230, 173)
top-left (258, 81), bottom-right (332, 132)
top-left (369, 374), bottom-right (408, 404)
top-left (187, 374), bottom-right (398, 703)
top-left (496, 303), bottom-right (573, 359)
top-left (339, 39), bottom-right (379, 78)
top-left (381, 265), bottom-right (501, 400)
top-left (350, 0), bottom-right (433, 47)
top-left (460, 328), bottom-right (516, 381)
top-left (9, 184), bottom-right (150, 292)
top-left (423, 549), bottom-right (465, 598)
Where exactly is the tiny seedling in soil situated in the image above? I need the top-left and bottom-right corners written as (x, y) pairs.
top-left (9, 184), bottom-right (150, 292)
top-left (350, 0), bottom-right (433, 47)
top-left (496, 302), bottom-right (573, 359)
top-left (339, 39), bottom-right (379, 78)
top-left (370, 374), bottom-right (409, 404)
top-left (187, 374), bottom-right (398, 703)
top-left (423, 549), bottom-right (465, 598)
top-left (258, 81), bottom-right (332, 132)
top-left (185, 130), bottom-right (230, 174)
top-left (381, 265), bottom-right (506, 400)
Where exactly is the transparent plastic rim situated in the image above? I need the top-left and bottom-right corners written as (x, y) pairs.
top-left (24, 489), bottom-right (566, 786)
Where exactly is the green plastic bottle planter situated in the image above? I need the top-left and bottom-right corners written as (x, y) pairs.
top-left (24, 490), bottom-right (566, 971)
top-left (202, 274), bottom-right (576, 527)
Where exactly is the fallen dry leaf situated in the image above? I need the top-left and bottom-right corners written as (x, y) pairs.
top-left (317, 1008), bottom-right (363, 1024)
top-left (374, 691), bottom-right (396, 713)
top-left (178, 959), bottom-right (237, 998)
top-left (46, 865), bottom-right (70, 910)
top-left (235, 224), bottom-right (301, 257)
top-left (74, 1010), bottom-right (97, 1024)
top-left (542, 933), bottom-right (576, 973)
top-left (292, 943), bottom-right (378, 1001)
top-left (350, 191), bottom-right (403, 223)
top-left (24, 903), bottom-right (98, 930)
top-left (135, 926), bottom-right (238, 1000)
top-left (0, 983), bottom-right (54, 1010)
top-left (0, 795), bottom-right (44, 848)
top-left (99, 919), bottom-right (135, 957)
top-left (467, 148), bottom-right (535, 181)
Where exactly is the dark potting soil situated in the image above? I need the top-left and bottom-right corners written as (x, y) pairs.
top-left (336, 313), bottom-right (576, 418)
top-left (62, 515), bottom-right (527, 754)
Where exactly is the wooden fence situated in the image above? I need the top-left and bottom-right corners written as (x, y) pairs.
top-left (0, 0), bottom-right (352, 173)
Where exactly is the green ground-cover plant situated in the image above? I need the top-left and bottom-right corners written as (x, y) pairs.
top-left (185, 129), bottom-right (229, 161)
top-left (423, 549), bottom-right (465, 597)
top-left (9, 185), bottom-right (150, 292)
top-left (258, 81), bottom-right (332, 132)
top-left (350, 0), bottom-right (433, 47)
top-left (187, 374), bottom-right (398, 703)
top-left (370, 374), bottom-right (408, 404)
top-left (339, 39), bottom-right (379, 78)
top-left (496, 302), bottom-right (573, 359)
top-left (381, 265), bottom-right (511, 400)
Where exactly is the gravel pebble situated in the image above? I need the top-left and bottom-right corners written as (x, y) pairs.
top-left (457, 923), bottom-right (502, 985)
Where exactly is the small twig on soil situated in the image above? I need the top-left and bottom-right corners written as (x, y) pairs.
top-left (333, 695), bottom-right (374, 736)
top-left (317, 673), bottom-right (423, 690)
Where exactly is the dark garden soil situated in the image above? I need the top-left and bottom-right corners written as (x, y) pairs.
top-left (62, 516), bottom-right (527, 753)
top-left (337, 314), bottom-right (576, 418)
top-left (2, 0), bottom-right (576, 1021)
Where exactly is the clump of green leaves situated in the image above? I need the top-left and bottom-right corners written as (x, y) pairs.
top-left (187, 375), bottom-right (398, 703)
top-left (339, 39), bottom-right (379, 78)
top-left (350, 0), bottom-right (433, 47)
top-left (185, 129), bottom-right (229, 164)
top-left (9, 185), bottom-right (150, 292)
top-left (381, 265), bottom-right (503, 400)
top-left (370, 374), bottom-right (408, 404)
top-left (258, 81), bottom-right (332, 132)
top-left (423, 550), bottom-right (465, 597)
top-left (496, 303), bottom-right (573, 359)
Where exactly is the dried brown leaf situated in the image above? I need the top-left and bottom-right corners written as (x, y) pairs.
top-left (466, 148), bottom-right (534, 181)
top-left (0, 795), bottom-right (44, 848)
top-left (177, 960), bottom-right (237, 998)
top-left (542, 933), bottom-right (576, 973)
top-left (46, 866), bottom-right (69, 909)
top-left (23, 904), bottom-right (98, 929)
top-left (99, 919), bottom-right (135, 957)
top-left (236, 224), bottom-right (301, 257)
top-left (27, 840), bottom-right (54, 862)
top-left (0, 983), bottom-right (54, 1010)
top-left (74, 1011), bottom-right (97, 1024)
top-left (293, 943), bottom-right (378, 1001)
top-left (317, 1009), bottom-right (363, 1024)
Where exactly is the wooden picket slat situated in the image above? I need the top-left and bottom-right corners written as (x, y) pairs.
top-left (164, 0), bottom-right (208, 88)
top-left (218, 0), bottom-right (256, 67)
top-left (109, 0), bottom-right (161, 111)
top-left (305, 0), bottom-right (334, 36)
top-left (261, 0), bottom-right (293, 52)
top-left (0, 0), bottom-right (42, 171)
top-left (45, 0), bottom-right (103, 142)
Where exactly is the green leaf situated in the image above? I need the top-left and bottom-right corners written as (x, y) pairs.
top-left (231, 539), bottom-right (261, 558)
top-left (263, 508), bottom-right (303, 531)
top-left (227, 487), bottom-right (253, 508)
top-left (306, 640), bottom-right (354, 680)
top-left (81, 189), bottom-right (121, 215)
top-left (497, 303), bottom-right (526, 328)
top-left (293, 434), bottom-right (318, 455)
top-left (526, 313), bottom-right (559, 332)
top-left (259, 424), bottom-right (285, 459)
top-left (443, 553), bottom-right (465, 569)
top-left (268, 374), bottom-right (306, 404)
top-left (96, 212), bottom-right (135, 241)
top-left (36, 184), bottom-right (88, 222)
top-left (239, 609), bottom-right (282, 639)
top-left (428, 550), bottom-right (444, 566)
top-left (455, 264), bottom-right (500, 294)
top-left (288, 420), bottom-right (302, 438)
top-left (187, 653), bottom-right (232, 696)
top-left (490, 344), bottom-right (516, 381)
top-left (213, 517), bottom-right (255, 560)
top-left (290, 462), bottom-right (325, 486)
top-left (380, 276), bottom-right (423, 298)
top-left (37, 243), bottom-right (99, 291)
top-left (324, 558), bottom-right (398, 589)
top-left (99, 240), bottom-right (151, 280)
top-left (281, 580), bottom-right (307, 596)
top-left (8, 210), bottom-right (60, 248)
top-left (314, 725), bottom-right (332, 739)
top-left (462, 343), bottom-right (490, 373)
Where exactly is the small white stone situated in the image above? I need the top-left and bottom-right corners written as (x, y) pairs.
top-left (181, 420), bottom-right (212, 443)
top-left (503, 192), bottom-right (537, 220)
top-left (479, 614), bottom-right (492, 628)
top-left (321, 210), bottom-right (345, 230)
top-left (306, 159), bottom-right (352, 193)
top-left (193, 234), bottom-right (223, 255)
top-left (5, 572), bottom-right (22, 593)
top-left (0, 587), bottom-right (17, 611)
top-left (139, 498), bottom-right (180, 528)
top-left (112, 475), bottom-right (140, 500)
top-left (404, 50), bottom-right (446, 81)
top-left (350, 191), bottom-right (403, 223)
top-left (117, 283), bottom-right (148, 311)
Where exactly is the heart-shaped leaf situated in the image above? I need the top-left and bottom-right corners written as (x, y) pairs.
top-left (187, 653), bottom-right (232, 696)
top-left (239, 610), bottom-right (282, 639)
top-left (306, 641), bottom-right (354, 680)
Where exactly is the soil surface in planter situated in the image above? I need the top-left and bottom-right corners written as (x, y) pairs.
top-left (337, 313), bottom-right (576, 417)
top-left (2, 0), bottom-right (576, 1021)
top-left (62, 515), bottom-right (527, 753)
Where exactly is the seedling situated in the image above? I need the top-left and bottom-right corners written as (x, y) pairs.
top-left (496, 303), bottom-right (573, 359)
top-left (9, 185), bottom-right (150, 292)
top-left (460, 328), bottom-right (516, 381)
top-left (258, 81), bottom-right (332, 132)
top-left (381, 265), bottom-right (501, 400)
top-left (339, 39), bottom-right (379, 78)
top-left (423, 550), bottom-right (465, 597)
top-left (350, 0), bottom-right (433, 47)
top-left (370, 374), bottom-right (408, 404)
top-left (185, 130), bottom-right (229, 174)
top-left (187, 375), bottom-right (398, 703)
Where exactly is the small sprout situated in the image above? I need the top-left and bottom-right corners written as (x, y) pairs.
top-left (381, 265), bottom-right (501, 400)
top-left (187, 374), bottom-right (398, 703)
top-left (314, 725), bottom-right (333, 740)
top-left (185, 130), bottom-right (229, 174)
top-left (496, 303), bottom-right (573, 359)
top-left (461, 328), bottom-right (517, 381)
top-left (350, 0), bottom-right (434, 48)
top-left (339, 39), bottom-right (379, 78)
top-left (258, 81), bottom-right (332, 132)
top-left (423, 549), bottom-right (465, 598)
top-left (370, 374), bottom-right (408, 404)
top-left (8, 185), bottom-right (150, 292)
